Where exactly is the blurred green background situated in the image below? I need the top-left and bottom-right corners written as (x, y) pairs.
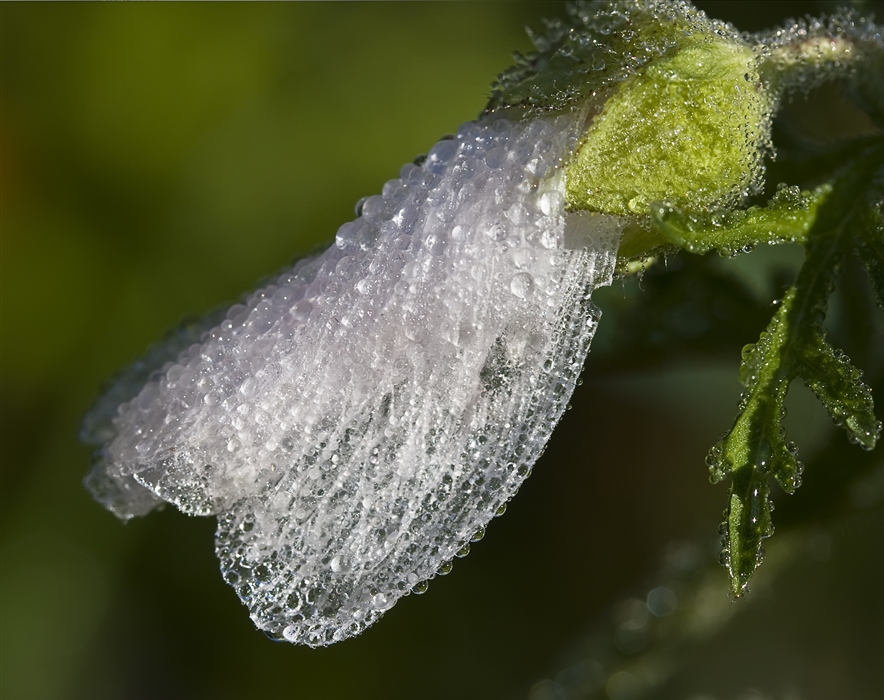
top-left (2, 3), bottom-right (881, 700)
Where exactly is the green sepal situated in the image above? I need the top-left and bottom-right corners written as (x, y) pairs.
top-left (485, 0), bottom-right (704, 116)
top-left (650, 184), bottom-right (831, 256)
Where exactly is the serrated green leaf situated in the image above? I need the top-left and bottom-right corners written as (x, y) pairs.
top-left (650, 184), bottom-right (831, 256)
top-left (708, 142), bottom-right (883, 597)
top-left (797, 328), bottom-right (881, 451)
top-left (708, 293), bottom-right (802, 597)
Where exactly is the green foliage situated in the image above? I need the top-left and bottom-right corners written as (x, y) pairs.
top-left (533, 1), bottom-right (884, 597)
top-left (853, 173), bottom-right (884, 308)
top-left (652, 183), bottom-right (831, 256)
top-left (657, 141), bottom-right (884, 596)
top-left (534, 0), bottom-right (884, 600)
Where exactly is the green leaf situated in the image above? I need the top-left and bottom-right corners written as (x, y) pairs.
top-left (851, 171), bottom-right (884, 309)
top-left (706, 141), bottom-right (883, 597)
top-left (708, 293), bottom-right (801, 597)
top-left (798, 328), bottom-right (880, 451)
top-left (651, 184), bottom-right (831, 256)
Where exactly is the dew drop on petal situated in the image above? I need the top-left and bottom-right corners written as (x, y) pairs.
top-left (510, 272), bottom-right (535, 299)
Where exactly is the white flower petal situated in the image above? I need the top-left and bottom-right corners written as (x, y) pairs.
top-left (84, 107), bottom-right (621, 646)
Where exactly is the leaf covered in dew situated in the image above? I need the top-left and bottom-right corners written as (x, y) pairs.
top-left (705, 144), bottom-right (883, 597)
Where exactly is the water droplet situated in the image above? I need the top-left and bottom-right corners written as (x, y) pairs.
top-left (510, 272), bottom-right (535, 298)
top-left (329, 555), bottom-right (350, 573)
top-left (437, 560), bottom-right (454, 576)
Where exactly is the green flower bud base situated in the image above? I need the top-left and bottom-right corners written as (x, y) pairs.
top-left (566, 37), bottom-right (769, 216)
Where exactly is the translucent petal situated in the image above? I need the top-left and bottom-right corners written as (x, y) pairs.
top-left (83, 107), bottom-right (621, 645)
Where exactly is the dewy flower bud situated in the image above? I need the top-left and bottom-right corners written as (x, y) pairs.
top-left (489, 0), bottom-right (773, 231)
top-left (82, 0), bottom-right (784, 646)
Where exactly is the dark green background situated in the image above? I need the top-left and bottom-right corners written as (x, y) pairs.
top-left (2, 3), bottom-right (880, 700)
